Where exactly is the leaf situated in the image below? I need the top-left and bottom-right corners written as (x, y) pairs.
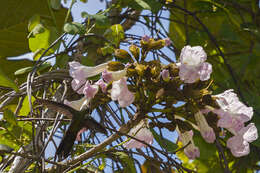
top-left (3, 109), bottom-right (17, 126)
top-left (50, 0), bottom-right (61, 10)
top-left (81, 12), bottom-right (110, 28)
top-left (14, 62), bottom-right (51, 75)
top-left (0, 0), bottom-right (70, 58)
top-left (29, 24), bottom-right (59, 60)
top-left (134, 0), bottom-right (151, 10)
top-left (114, 152), bottom-right (136, 173)
top-left (0, 67), bottom-right (18, 91)
top-left (105, 24), bottom-right (125, 47)
top-left (150, 128), bottom-right (178, 152)
top-left (64, 22), bottom-right (86, 35)
top-left (19, 96), bottom-right (36, 116)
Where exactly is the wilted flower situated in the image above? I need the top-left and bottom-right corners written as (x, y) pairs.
top-left (178, 45), bottom-right (212, 83)
top-left (178, 129), bottom-right (200, 160)
top-left (227, 123), bottom-right (258, 157)
top-left (69, 61), bottom-right (108, 80)
top-left (161, 69), bottom-right (170, 82)
top-left (194, 111), bottom-right (216, 143)
top-left (124, 119), bottom-right (153, 149)
top-left (111, 77), bottom-right (135, 107)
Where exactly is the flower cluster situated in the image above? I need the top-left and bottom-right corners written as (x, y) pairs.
top-left (64, 40), bottom-right (258, 159)
top-left (67, 61), bottom-right (135, 109)
top-left (213, 89), bottom-right (257, 157)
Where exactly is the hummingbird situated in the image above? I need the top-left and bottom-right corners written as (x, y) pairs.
top-left (36, 99), bottom-right (107, 159)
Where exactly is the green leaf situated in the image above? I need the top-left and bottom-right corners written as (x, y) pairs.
top-left (81, 12), bottom-right (110, 28)
top-left (105, 24), bottom-right (125, 47)
top-left (50, 0), bottom-right (61, 10)
top-left (19, 96), bottom-right (35, 116)
top-left (150, 128), bottom-right (178, 152)
top-left (64, 22), bottom-right (86, 35)
top-left (29, 25), bottom-right (59, 60)
top-left (14, 67), bottom-right (33, 76)
top-left (14, 62), bottom-right (51, 76)
top-left (134, 0), bottom-right (151, 10)
top-left (114, 152), bottom-right (136, 173)
top-left (0, 1), bottom-right (70, 58)
top-left (0, 67), bottom-right (18, 91)
top-left (3, 109), bottom-right (17, 126)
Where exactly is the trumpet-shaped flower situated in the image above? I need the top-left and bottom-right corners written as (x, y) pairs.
top-left (102, 69), bottom-right (127, 83)
top-left (124, 119), bottom-right (153, 149)
top-left (178, 45), bottom-right (212, 83)
top-left (64, 97), bottom-right (89, 112)
top-left (83, 81), bottom-right (99, 99)
top-left (194, 111), bottom-right (216, 143)
top-left (178, 130), bottom-right (200, 160)
top-left (227, 123), bottom-right (258, 157)
top-left (69, 61), bottom-right (108, 80)
top-left (111, 77), bottom-right (135, 107)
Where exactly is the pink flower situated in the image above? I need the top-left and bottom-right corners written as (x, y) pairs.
top-left (164, 38), bottom-right (172, 46)
top-left (71, 79), bottom-right (86, 94)
top-left (102, 70), bottom-right (113, 83)
top-left (194, 111), bottom-right (216, 143)
top-left (178, 130), bottom-right (200, 160)
top-left (214, 89), bottom-right (254, 133)
top-left (124, 119), bottom-right (153, 149)
top-left (178, 45), bottom-right (212, 83)
top-left (69, 61), bottom-right (108, 80)
top-left (83, 81), bottom-right (99, 99)
top-left (111, 77), bottom-right (135, 107)
top-left (227, 123), bottom-right (258, 157)
top-left (95, 79), bottom-right (107, 93)
top-left (215, 89), bottom-right (253, 122)
top-left (161, 69), bottom-right (170, 82)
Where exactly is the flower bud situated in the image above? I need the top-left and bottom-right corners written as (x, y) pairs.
top-left (114, 49), bottom-right (132, 62)
top-left (129, 44), bottom-right (140, 61)
top-left (107, 61), bottom-right (125, 71)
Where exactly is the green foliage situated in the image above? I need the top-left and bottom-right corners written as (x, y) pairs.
top-left (0, 0), bottom-right (71, 58)
top-left (150, 128), bottom-right (178, 152)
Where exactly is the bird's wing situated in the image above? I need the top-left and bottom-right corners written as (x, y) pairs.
top-left (35, 99), bottom-right (76, 119)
